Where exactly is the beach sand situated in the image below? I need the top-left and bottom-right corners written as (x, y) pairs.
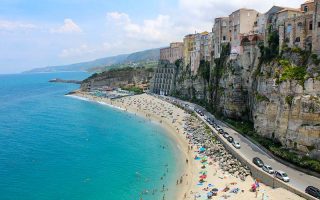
top-left (71, 91), bottom-right (304, 200)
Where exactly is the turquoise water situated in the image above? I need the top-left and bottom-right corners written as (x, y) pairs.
top-left (0, 73), bottom-right (181, 200)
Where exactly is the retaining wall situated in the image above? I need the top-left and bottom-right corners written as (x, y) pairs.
top-left (201, 115), bottom-right (317, 200)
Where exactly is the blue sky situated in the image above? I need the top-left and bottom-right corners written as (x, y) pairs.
top-left (0, 0), bottom-right (303, 73)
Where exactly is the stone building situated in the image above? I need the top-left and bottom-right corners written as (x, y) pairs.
top-left (183, 34), bottom-right (196, 69)
top-left (228, 8), bottom-right (260, 55)
top-left (263, 6), bottom-right (287, 46)
top-left (202, 32), bottom-right (214, 61)
top-left (276, 8), bottom-right (303, 27)
top-left (150, 61), bottom-right (177, 96)
top-left (190, 33), bottom-right (202, 74)
top-left (278, 0), bottom-right (320, 54)
top-left (184, 32), bottom-right (213, 74)
top-left (313, 0), bottom-right (320, 54)
top-left (160, 42), bottom-right (184, 64)
top-left (213, 17), bottom-right (229, 58)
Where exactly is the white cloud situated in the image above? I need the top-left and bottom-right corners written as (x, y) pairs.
top-left (178, 0), bottom-right (303, 19)
top-left (59, 44), bottom-right (95, 58)
top-left (107, 12), bottom-right (187, 44)
top-left (107, 12), bottom-right (131, 25)
top-left (0, 19), bottom-right (37, 31)
top-left (51, 18), bottom-right (82, 33)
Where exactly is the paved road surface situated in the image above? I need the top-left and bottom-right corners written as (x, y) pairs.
top-left (155, 94), bottom-right (320, 194)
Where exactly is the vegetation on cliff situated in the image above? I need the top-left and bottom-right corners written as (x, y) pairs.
top-left (120, 86), bottom-right (144, 94)
top-left (277, 59), bottom-right (307, 86)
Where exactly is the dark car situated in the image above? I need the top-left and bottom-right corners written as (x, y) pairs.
top-left (305, 186), bottom-right (320, 199)
top-left (252, 157), bottom-right (264, 167)
top-left (227, 136), bottom-right (234, 143)
top-left (223, 133), bottom-right (229, 138)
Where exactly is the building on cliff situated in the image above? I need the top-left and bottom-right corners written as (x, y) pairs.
top-left (228, 8), bottom-right (260, 55)
top-left (184, 32), bottom-right (213, 74)
top-left (183, 34), bottom-right (196, 70)
top-left (213, 17), bottom-right (229, 59)
top-left (312, 0), bottom-right (320, 54)
top-left (278, 0), bottom-right (320, 54)
top-left (160, 42), bottom-right (184, 64)
top-left (150, 60), bottom-right (177, 96)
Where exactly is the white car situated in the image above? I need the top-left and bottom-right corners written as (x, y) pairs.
top-left (262, 165), bottom-right (274, 174)
top-left (232, 141), bottom-right (241, 149)
top-left (275, 170), bottom-right (290, 182)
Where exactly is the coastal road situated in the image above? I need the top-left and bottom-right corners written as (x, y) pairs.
top-left (154, 95), bottom-right (320, 195)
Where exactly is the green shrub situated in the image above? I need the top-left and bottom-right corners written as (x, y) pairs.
top-left (291, 47), bottom-right (302, 53)
top-left (279, 60), bottom-right (307, 86)
top-left (121, 86), bottom-right (143, 94)
top-left (285, 95), bottom-right (294, 107)
top-left (256, 93), bottom-right (270, 102)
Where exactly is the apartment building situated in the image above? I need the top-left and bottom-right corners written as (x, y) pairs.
top-left (160, 42), bottom-right (184, 64)
top-left (228, 8), bottom-right (260, 55)
top-left (213, 17), bottom-right (229, 58)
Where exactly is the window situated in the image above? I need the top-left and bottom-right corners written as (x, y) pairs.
top-left (309, 21), bottom-right (313, 30)
top-left (287, 24), bottom-right (292, 33)
top-left (223, 36), bottom-right (226, 41)
top-left (304, 6), bottom-right (308, 12)
top-left (295, 37), bottom-right (300, 42)
top-left (318, 22), bottom-right (320, 27)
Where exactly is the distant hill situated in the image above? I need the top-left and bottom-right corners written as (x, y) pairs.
top-left (24, 48), bottom-right (160, 73)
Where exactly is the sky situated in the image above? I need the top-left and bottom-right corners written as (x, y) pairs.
top-left (0, 0), bottom-right (304, 74)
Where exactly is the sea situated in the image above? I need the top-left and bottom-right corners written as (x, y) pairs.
top-left (0, 72), bottom-right (183, 200)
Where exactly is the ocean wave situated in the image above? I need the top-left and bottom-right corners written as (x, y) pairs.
top-left (67, 94), bottom-right (126, 111)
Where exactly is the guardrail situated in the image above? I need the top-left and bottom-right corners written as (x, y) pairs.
top-left (198, 113), bottom-right (317, 200)
top-left (155, 94), bottom-right (317, 200)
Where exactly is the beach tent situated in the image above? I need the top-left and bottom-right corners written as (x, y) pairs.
top-left (199, 147), bottom-right (206, 152)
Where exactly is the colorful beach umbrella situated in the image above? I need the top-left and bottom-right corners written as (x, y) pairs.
top-left (200, 175), bottom-right (207, 179)
top-left (199, 147), bottom-right (206, 152)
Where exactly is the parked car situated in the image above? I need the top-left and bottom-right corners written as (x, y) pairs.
top-left (262, 165), bottom-right (274, 174)
top-left (232, 141), bottom-right (241, 149)
top-left (223, 133), bottom-right (229, 138)
top-left (252, 157), bottom-right (264, 167)
top-left (305, 186), bottom-right (320, 199)
top-left (275, 170), bottom-right (290, 182)
top-left (227, 136), bottom-right (234, 143)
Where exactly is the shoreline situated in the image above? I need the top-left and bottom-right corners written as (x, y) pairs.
top-left (68, 91), bottom-right (193, 200)
top-left (68, 91), bottom-right (305, 200)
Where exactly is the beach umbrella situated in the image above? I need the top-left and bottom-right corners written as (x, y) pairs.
top-left (200, 170), bottom-right (207, 174)
top-left (208, 184), bottom-right (213, 187)
top-left (207, 192), bottom-right (213, 196)
top-left (199, 147), bottom-right (206, 152)
top-left (200, 175), bottom-right (207, 179)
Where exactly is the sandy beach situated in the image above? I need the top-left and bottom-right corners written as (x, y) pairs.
top-left (71, 91), bottom-right (304, 200)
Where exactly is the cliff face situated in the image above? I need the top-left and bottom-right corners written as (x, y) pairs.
top-left (174, 46), bottom-right (320, 156)
top-left (250, 51), bottom-right (320, 154)
top-left (80, 68), bottom-right (154, 91)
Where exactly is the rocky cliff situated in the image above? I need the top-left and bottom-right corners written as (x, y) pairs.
top-left (173, 45), bottom-right (320, 157)
top-left (80, 67), bottom-right (154, 91)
